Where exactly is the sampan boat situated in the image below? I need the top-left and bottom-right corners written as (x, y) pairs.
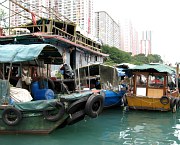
top-left (123, 63), bottom-right (180, 112)
top-left (0, 44), bottom-right (104, 134)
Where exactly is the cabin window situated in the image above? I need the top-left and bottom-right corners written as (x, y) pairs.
top-left (136, 74), bottom-right (147, 87)
top-left (136, 74), bottom-right (147, 96)
top-left (148, 74), bottom-right (164, 88)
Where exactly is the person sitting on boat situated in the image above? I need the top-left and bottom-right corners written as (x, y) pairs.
top-left (95, 78), bottom-right (101, 89)
top-left (120, 76), bottom-right (129, 91)
top-left (16, 67), bottom-right (32, 90)
top-left (60, 64), bottom-right (74, 79)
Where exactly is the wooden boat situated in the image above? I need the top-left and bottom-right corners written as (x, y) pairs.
top-left (76, 64), bottom-right (128, 108)
top-left (0, 44), bottom-right (104, 134)
top-left (123, 63), bottom-right (180, 112)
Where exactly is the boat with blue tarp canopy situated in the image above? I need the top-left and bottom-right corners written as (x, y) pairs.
top-left (0, 44), bottom-right (104, 134)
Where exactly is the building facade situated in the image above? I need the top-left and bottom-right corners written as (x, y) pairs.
top-left (139, 31), bottom-right (152, 55)
top-left (10, 0), bottom-right (49, 26)
top-left (10, 0), bottom-right (94, 35)
top-left (120, 19), bottom-right (139, 55)
top-left (95, 11), bottom-right (120, 49)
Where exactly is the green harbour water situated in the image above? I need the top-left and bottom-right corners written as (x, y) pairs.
top-left (1, 108), bottom-right (180, 145)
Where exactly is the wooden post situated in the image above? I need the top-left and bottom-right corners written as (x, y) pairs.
top-left (42, 19), bottom-right (45, 32)
top-left (176, 63), bottom-right (179, 97)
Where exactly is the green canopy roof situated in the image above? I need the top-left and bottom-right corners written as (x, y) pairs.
top-left (131, 63), bottom-right (176, 74)
top-left (0, 44), bottom-right (62, 64)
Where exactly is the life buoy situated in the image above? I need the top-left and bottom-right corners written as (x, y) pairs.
top-left (160, 96), bottom-right (169, 105)
top-left (2, 107), bottom-right (22, 126)
top-left (67, 110), bottom-right (85, 125)
top-left (67, 97), bottom-right (88, 114)
top-left (85, 94), bottom-right (104, 118)
top-left (43, 101), bottom-right (65, 122)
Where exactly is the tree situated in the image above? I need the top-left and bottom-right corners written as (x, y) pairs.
top-left (102, 45), bottom-right (132, 64)
top-left (102, 45), bottom-right (164, 65)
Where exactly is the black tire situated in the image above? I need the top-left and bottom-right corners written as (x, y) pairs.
top-left (122, 94), bottom-right (128, 106)
top-left (67, 110), bottom-right (85, 125)
top-left (67, 97), bottom-right (88, 114)
top-left (43, 101), bottom-right (65, 122)
top-left (160, 96), bottom-right (169, 105)
top-left (85, 94), bottom-right (104, 118)
top-left (177, 99), bottom-right (180, 108)
top-left (2, 107), bottom-right (22, 126)
top-left (170, 98), bottom-right (176, 109)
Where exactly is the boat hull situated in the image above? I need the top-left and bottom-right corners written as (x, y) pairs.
top-left (0, 109), bottom-right (68, 134)
top-left (103, 90), bottom-right (126, 108)
top-left (126, 95), bottom-right (174, 111)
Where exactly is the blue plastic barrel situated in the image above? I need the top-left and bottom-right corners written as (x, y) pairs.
top-left (33, 89), bottom-right (54, 100)
top-left (31, 81), bottom-right (54, 100)
top-left (31, 81), bottom-right (39, 96)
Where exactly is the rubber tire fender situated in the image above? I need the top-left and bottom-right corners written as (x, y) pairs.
top-left (177, 98), bottom-right (180, 108)
top-left (67, 110), bottom-right (86, 125)
top-left (67, 96), bottom-right (88, 114)
top-left (85, 94), bottom-right (104, 118)
top-left (122, 94), bottom-right (128, 106)
top-left (160, 96), bottom-right (169, 105)
top-left (170, 98), bottom-right (176, 109)
top-left (43, 101), bottom-right (65, 122)
top-left (2, 107), bottom-right (22, 126)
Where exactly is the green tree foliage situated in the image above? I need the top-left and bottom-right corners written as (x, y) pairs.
top-left (132, 53), bottom-right (148, 65)
top-left (102, 45), bottom-right (132, 64)
top-left (102, 45), bottom-right (163, 65)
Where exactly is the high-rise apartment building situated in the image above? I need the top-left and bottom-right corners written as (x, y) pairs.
top-left (53, 0), bottom-right (94, 35)
top-left (10, 0), bottom-right (94, 35)
top-left (120, 19), bottom-right (139, 55)
top-left (10, 0), bottom-right (49, 26)
top-left (139, 31), bottom-right (152, 55)
top-left (95, 11), bottom-right (120, 49)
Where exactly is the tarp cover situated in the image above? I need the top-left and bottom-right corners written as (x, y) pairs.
top-left (0, 44), bottom-right (58, 63)
top-left (130, 63), bottom-right (176, 75)
top-left (14, 99), bottom-right (58, 111)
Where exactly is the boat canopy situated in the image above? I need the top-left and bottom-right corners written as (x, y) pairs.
top-left (130, 63), bottom-right (176, 75)
top-left (0, 44), bottom-right (62, 64)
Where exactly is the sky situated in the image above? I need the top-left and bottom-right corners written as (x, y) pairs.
top-left (94, 0), bottom-right (180, 65)
top-left (0, 0), bottom-right (180, 65)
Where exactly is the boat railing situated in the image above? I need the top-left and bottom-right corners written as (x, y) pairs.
top-left (76, 33), bottom-right (102, 52)
top-left (53, 26), bottom-right (75, 42)
top-left (1, 25), bottom-right (102, 53)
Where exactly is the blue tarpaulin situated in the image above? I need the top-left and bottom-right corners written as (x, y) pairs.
top-left (116, 68), bottom-right (126, 77)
